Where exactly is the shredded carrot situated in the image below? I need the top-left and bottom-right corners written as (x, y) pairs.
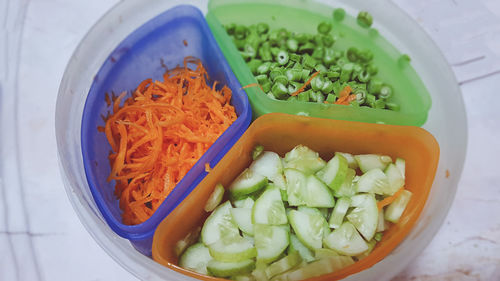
top-left (242, 83), bottom-right (264, 92)
top-left (445, 169), bottom-right (450, 178)
top-left (104, 57), bottom-right (237, 225)
top-left (205, 163), bottom-right (212, 173)
top-left (377, 187), bottom-right (405, 210)
top-left (339, 85), bottom-right (352, 98)
top-left (290, 71), bottom-right (320, 96)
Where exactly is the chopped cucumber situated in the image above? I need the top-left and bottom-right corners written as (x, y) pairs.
top-left (285, 256), bottom-right (355, 281)
top-left (354, 154), bottom-right (392, 173)
top-left (252, 145), bottom-right (265, 160)
top-left (333, 168), bottom-right (356, 197)
top-left (314, 248), bottom-right (339, 259)
top-left (346, 194), bottom-right (378, 241)
top-left (229, 168), bottom-right (268, 198)
top-left (249, 151), bottom-right (285, 188)
top-left (324, 222), bottom-right (369, 256)
top-left (231, 208), bottom-right (254, 235)
top-left (251, 263), bottom-right (268, 281)
top-left (377, 209), bottom-right (385, 232)
top-left (234, 274), bottom-right (256, 281)
top-left (265, 252), bottom-right (302, 279)
top-left (354, 239), bottom-right (377, 260)
top-left (355, 168), bottom-right (390, 194)
top-left (208, 236), bottom-right (257, 262)
top-left (316, 154), bottom-right (348, 191)
top-left (395, 157), bottom-right (406, 179)
top-left (174, 226), bottom-right (201, 257)
top-left (385, 163), bottom-right (405, 195)
top-left (336, 152), bottom-right (358, 169)
top-left (318, 208), bottom-right (330, 220)
top-left (288, 209), bottom-right (324, 250)
top-left (207, 259), bottom-right (256, 278)
top-left (201, 201), bottom-right (239, 245)
top-left (272, 173), bottom-right (287, 190)
top-left (329, 197), bottom-right (351, 229)
top-left (234, 197), bottom-right (255, 209)
top-left (179, 243), bottom-right (212, 275)
top-left (284, 145), bottom-right (326, 174)
top-left (304, 175), bottom-right (335, 207)
top-left (252, 186), bottom-right (288, 225)
top-left (284, 168), bottom-right (307, 206)
top-left (243, 233), bottom-right (255, 246)
top-left (205, 183), bottom-right (225, 212)
top-left (254, 224), bottom-right (290, 264)
top-left (288, 234), bottom-right (315, 263)
top-left (385, 189), bottom-right (412, 223)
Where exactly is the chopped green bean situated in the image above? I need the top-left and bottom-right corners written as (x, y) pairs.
top-left (379, 85), bottom-right (393, 99)
top-left (347, 47), bottom-right (359, 62)
top-left (286, 39), bottom-right (299, 52)
top-left (374, 99), bottom-right (386, 109)
top-left (386, 102), bottom-right (400, 111)
top-left (333, 8), bottom-right (346, 21)
top-left (247, 59), bottom-right (262, 75)
top-left (272, 82), bottom-right (288, 99)
top-left (298, 91), bottom-right (310, 102)
top-left (322, 35), bottom-right (335, 47)
top-left (318, 21), bottom-right (332, 34)
top-left (257, 23), bottom-right (269, 34)
top-left (273, 75), bottom-right (288, 85)
top-left (368, 78), bottom-right (383, 95)
top-left (276, 50), bottom-right (289, 65)
top-left (261, 81), bottom-right (271, 93)
top-left (340, 63), bottom-right (354, 83)
top-left (234, 25), bottom-right (247, 39)
top-left (357, 11), bottom-right (373, 28)
top-left (286, 69), bottom-right (302, 82)
top-left (311, 76), bottom-right (325, 91)
top-left (353, 88), bottom-right (367, 104)
top-left (326, 93), bottom-right (336, 103)
top-left (257, 62), bottom-right (271, 75)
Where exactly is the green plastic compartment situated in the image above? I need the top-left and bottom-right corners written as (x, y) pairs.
top-left (206, 0), bottom-right (432, 126)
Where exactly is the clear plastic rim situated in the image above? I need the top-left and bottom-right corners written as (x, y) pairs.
top-left (55, 0), bottom-right (467, 280)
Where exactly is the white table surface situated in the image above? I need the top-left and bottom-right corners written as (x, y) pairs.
top-left (1, 0), bottom-right (499, 280)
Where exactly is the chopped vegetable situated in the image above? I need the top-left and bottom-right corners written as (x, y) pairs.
top-left (225, 18), bottom-right (399, 110)
top-left (104, 57), bottom-right (237, 225)
top-left (178, 145), bottom-right (412, 280)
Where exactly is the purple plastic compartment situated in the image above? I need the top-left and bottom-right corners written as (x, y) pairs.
top-left (81, 5), bottom-right (251, 256)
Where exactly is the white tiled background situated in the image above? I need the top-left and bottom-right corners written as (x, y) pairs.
top-left (1, 0), bottom-right (499, 280)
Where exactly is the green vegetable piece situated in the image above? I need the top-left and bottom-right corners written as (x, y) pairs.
top-left (374, 99), bottom-right (386, 109)
top-left (297, 91), bottom-right (310, 102)
top-left (271, 83), bottom-right (289, 99)
top-left (366, 94), bottom-right (376, 107)
top-left (353, 88), bottom-right (367, 104)
top-left (368, 78), bottom-right (383, 95)
top-left (366, 63), bottom-right (378, 75)
top-left (261, 81), bottom-right (271, 93)
top-left (374, 232), bottom-right (383, 242)
top-left (302, 55), bottom-right (317, 69)
top-left (269, 68), bottom-right (284, 80)
top-left (286, 39), bottom-right (299, 52)
top-left (225, 23), bottom-right (236, 35)
top-left (255, 74), bottom-right (269, 85)
top-left (257, 22), bottom-right (269, 34)
top-left (252, 145), bottom-right (265, 160)
top-left (179, 243), bottom-right (212, 275)
top-left (357, 11), bottom-right (373, 28)
top-left (322, 80), bottom-right (334, 93)
top-left (207, 259), bottom-right (255, 278)
top-left (333, 8), bottom-right (346, 21)
top-left (310, 91), bottom-right (325, 103)
top-left (205, 184), bottom-right (225, 212)
top-left (322, 35), bottom-right (335, 47)
top-left (326, 93), bottom-right (336, 103)
top-left (259, 42), bottom-right (273, 62)
top-left (318, 21), bottom-right (332, 34)
top-left (358, 70), bottom-right (371, 83)
top-left (287, 95), bottom-right (298, 102)
top-left (379, 85), bottom-right (393, 99)
top-left (286, 69), bottom-right (302, 82)
top-left (294, 33), bottom-right (309, 44)
top-left (339, 63), bottom-right (354, 83)
top-left (276, 50), bottom-right (289, 66)
top-left (298, 42), bottom-right (315, 54)
top-left (234, 25), bottom-right (247, 39)
top-left (289, 53), bottom-right (301, 62)
top-left (326, 71), bottom-right (340, 79)
top-left (300, 69), bottom-right (311, 81)
top-left (247, 59), bottom-right (262, 75)
top-left (310, 76), bottom-right (324, 91)
top-left (346, 47), bottom-right (359, 62)
top-left (311, 46), bottom-right (325, 60)
top-left (257, 62), bottom-right (271, 75)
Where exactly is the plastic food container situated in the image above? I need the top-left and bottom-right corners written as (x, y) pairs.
top-left (206, 0), bottom-right (431, 126)
top-left (79, 5), bottom-right (251, 255)
top-left (152, 113), bottom-right (440, 280)
top-left (56, 0), bottom-right (467, 280)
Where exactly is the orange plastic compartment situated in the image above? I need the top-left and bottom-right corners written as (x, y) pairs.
top-left (152, 113), bottom-right (440, 280)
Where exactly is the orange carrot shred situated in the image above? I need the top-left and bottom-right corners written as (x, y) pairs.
top-left (242, 83), bottom-right (264, 92)
top-left (103, 58), bottom-right (237, 225)
top-left (205, 163), bottom-right (212, 173)
top-left (291, 71), bottom-right (320, 96)
top-left (377, 186), bottom-right (405, 210)
top-left (339, 85), bottom-right (352, 98)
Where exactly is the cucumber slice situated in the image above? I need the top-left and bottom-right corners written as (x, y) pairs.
top-left (273, 173), bottom-right (287, 190)
top-left (285, 256), bottom-right (355, 281)
top-left (254, 224), bottom-right (290, 264)
top-left (354, 154), bottom-right (392, 173)
top-left (251, 262), bottom-right (268, 281)
top-left (316, 154), bottom-right (348, 191)
top-left (355, 168), bottom-right (390, 194)
top-left (385, 163), bottom-right (405, 195)
top-left (252, 145), bottom-right (265, 160)
top-left (318, 208), bottom-right (329, 220)
top-left (284, 168), bottom-right (307, 206)
top-left (395, 157), bottom-right (406, 179)
top-left (314, 248), bottom-right (339, 259)
top-left (288, 234), bottom-right (315, 263)
top-left (174, 226), bottom-right (201, 257)
top-left (336, 152), bottom-right (358, 169)
top-left (207, 259), bottom-right (255, 278)
top-left (377, 209), bottom-right (385, 232)
top-left (284, 145), bottom-right (326, 174)
top-left (354, 239), bottom-right (377, 260)
top-left (265, 252), bottom-right (302, 279)
top-left (204, 183), bottom-right (225, 212)
top-left (229, 168), bottom-right (268, 198)
top-left (304, 175), bottom-right (335, 207)
top-left (243, 233), bottom-right (255, 246)
top-left (250, 151), bottom-right (285, 188)
top-left (288, 209), bottom-right (324, 250)
top-left (208, 236), bottom-right (257, 262)
top-left (329, 197), bottom-right (351, 229)
top-left (179, 243), bottom-right (212, 275)
top-left (324, 222), bottom-right (369, 256)
top-left (234, 274), bottom-right (256, 281)
top-left (231, 208), bottom-right (254, 235)
top-left (201, 201), bottom-right (239, 245)
top-left (333, 168), bottom-right (356, 198)
top-left (252, 186), bottom-right (288, 225)
top-left (346, 194), bottom-right (378, 241)
top-left (234, 197), bottom-right (255, 209)
top-left (385, 189), bottom-right (412, 223)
